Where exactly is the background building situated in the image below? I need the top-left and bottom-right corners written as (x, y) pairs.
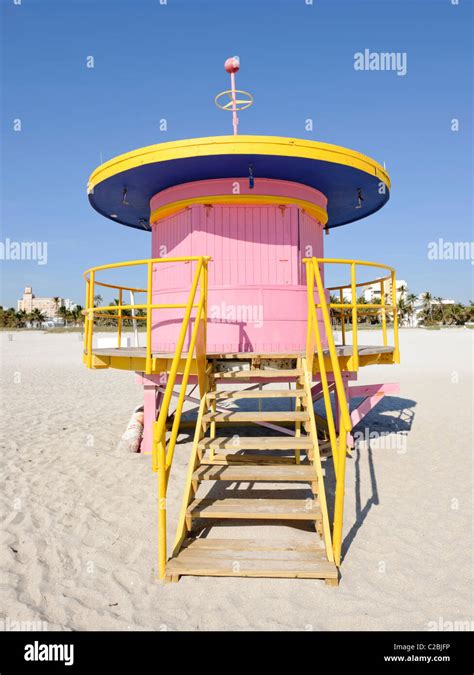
top-left (17, 287), bottom-right (63, 318)
top-left (409, 294), bottom-right (455, 327)
top-left (362, 278), bottom-right (407, 304)
top-left (340, 278), bottom-right (407, 304)
top-left (63, 298), bottom-right (78, 311)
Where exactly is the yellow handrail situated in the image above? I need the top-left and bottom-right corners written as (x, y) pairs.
top-left (89, 280), bottom-right (147, 293)
top-left (305, 258), bottom-right (350, 566)
top-left (83, 256), bottom-right (211, 374)
top-left (151, 260), bottom-right (209, 579)
top-left (304, 256), bottom-right (400, 566)
top-left (83, 255), bottom-right (206, 276)
top-left (316, 258), bottom-right (399, 361)
top-left (82, 255), bottom-right (211, 581)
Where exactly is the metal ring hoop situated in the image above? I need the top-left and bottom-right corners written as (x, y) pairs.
top-left (214, 89), bottom-right (254, 111)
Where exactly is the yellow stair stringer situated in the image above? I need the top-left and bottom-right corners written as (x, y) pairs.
top-left (300, 356), bottom-right (334, 564)
top-left (170, 392), bottom-right (209, 565)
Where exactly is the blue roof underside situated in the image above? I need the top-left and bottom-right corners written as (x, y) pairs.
top-left (89, 153), bottom-right (390, 231)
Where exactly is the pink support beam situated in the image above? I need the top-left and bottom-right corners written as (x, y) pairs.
top-left (311, 375), bottom-right (400, 449)
top-left (349, 382), bottom-right (400, 428)
top-left (137, 375), bottom-right (164, 455)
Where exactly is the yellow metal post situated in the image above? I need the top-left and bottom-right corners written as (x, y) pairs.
top-left (195, 261), bottom-right (208, 397)
top-left (301, 358), bottom-right (334, 563)
top-left (117, 288), bottom-right (123, 348)
top-left (156, 422), bottom-right (167, 580)
top-left (83, 277), bottom-right (90, 356)
top-left (145, 261), bottom-right (153, 374)
top-left (391, 270), bottom-right (400, 362)
top-left (332, 415), bottom-right (347, 566)
top-left (350, 262), bottom-right (359, 370)
top-left (87, 270), bottom-right (95, 368)
top-left (380, 280), bottom-right (387, 346)
top-left (339, 288), bottom-right (346, 346)
top-left (305, 261), bottom-right (316, 373)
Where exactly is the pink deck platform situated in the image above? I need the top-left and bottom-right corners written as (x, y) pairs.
top-left (150, 178), bottom-right (327, 353)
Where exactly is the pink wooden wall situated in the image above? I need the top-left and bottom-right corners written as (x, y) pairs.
top-left (149, 179), bottom-right (327, 354)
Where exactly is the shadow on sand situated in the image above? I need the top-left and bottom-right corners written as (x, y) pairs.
top-left (323, 395), bottom-right (417, 561)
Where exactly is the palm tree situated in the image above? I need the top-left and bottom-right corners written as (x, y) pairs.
top-left (355, 294), bottom-right (369, 324)
top-left (421, 292), bottom-right (433, 323)
top-left (30, 308), bottom-right (46, 328)
top-left (370, 297), bottom-right (383, 324)
top-left (0, 307), bottom-right (17, 328)
top-left (52, 297), bottom-right (61, 316)
top-left (15, 309), bottom-right (28, 328)
top-left (58, 305), bottom-right (69, 326)
top-left (71, 305), bottom-right (84, 326)
top-left (94, 294), bottom-right (102, 307)
top-left (404, 293), bottom-right (417, 326)
top-left (450, 303), bottom-right (469, 325)
top-left (329, 293), bottom-right (340, 326)
top-left (434, 296), bottom-right (445, 324)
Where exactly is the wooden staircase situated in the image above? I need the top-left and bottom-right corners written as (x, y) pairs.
top-left (165, 357), bottom-right (339, 584)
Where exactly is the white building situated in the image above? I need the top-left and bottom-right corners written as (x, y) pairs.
top-left (17, 287), bottom-right (78, 320)
top-left (17, 287), bottom-right (62, 318)
top-left (362, 278), bottom-right (407, 304)
top-left (63, 298), bottom-right (78, 311)
top-left (409, 294), bottom-right (455, 327)
top-left (339, 278), bottom-right (407, 304)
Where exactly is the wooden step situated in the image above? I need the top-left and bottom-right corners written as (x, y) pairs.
top-left (206, 454), bottom-right (303, 465)
top-left (202, 411), bottom-right (309, 423)
top-left (207, 389), bottom-right (306, 400)
top-left (192, 464), bottom-right (318, 483)
top-left (187, 497), bottom-right (321, 521)
top-left (181, 537), bottom-right (325, 552)
top-left (214, 369), bottom-right (303, 380)
top-left (166, 538), bottom-right (338, 580)
top-left (198, 436), bottom-right (313, 451)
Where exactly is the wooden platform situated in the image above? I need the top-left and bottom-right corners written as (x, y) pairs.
top-left (91, 345), bottom-right (394, 359)
top-left (87, 344), bottom-right (396, 375)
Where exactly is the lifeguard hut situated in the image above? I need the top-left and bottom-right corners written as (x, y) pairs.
top-left (84, 57), bottom-right (400, 585)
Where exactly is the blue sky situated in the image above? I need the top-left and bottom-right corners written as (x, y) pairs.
top-left (1, 0), bottom-right (472, 307)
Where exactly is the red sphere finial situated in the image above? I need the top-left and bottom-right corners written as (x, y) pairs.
top-left (224, 56), bottom-right (240, 74)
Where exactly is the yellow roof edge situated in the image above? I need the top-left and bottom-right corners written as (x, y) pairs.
top-left (87, 135), bottom-right (391, 193)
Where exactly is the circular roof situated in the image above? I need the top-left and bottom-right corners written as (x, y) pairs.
top-left (87, 135), bottom-right (390, 231)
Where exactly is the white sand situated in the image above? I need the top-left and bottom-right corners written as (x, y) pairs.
top-left (0, 329), bottom-right (472, 631)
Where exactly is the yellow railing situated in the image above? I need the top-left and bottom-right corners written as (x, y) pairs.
top-left (304, 258), bottom-right (351, 566)
top-left (83, 256), bottom-right (210, 580)
top-left (323, 258), bottom-right (400, 368)
top-left (82, 256), bottom-right (210, 375)
top-left (304, 257), bottom-right (399, 566)
top-left (152, 256), bottom-right (209, 579)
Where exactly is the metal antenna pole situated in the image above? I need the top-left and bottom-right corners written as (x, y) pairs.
top-left (215, 57), bottom-right (253, 135)
top-left (230, 70), bottom-right (238, 135)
